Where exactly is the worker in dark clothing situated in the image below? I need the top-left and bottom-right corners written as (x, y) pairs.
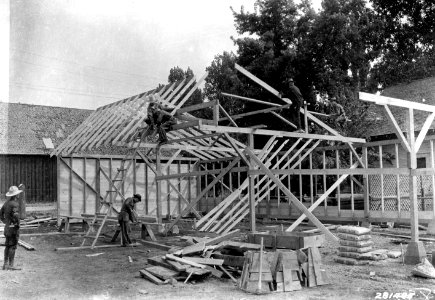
top-left (0, 186), bottom-right (23, 270)
top-left (117, 194), bottom-right (142, 246)
top-left (144, 101), bottom-right (177, 144)
top-left (328, 97), bottom-right (350, 128)
top-left (281, 78), bottom-right (305, 133)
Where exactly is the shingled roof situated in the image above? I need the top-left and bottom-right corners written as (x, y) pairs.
top-left (0, 102), bottom-right (94, 155)
top-left (365, 77), bottom-right (435, 138)
top-left (0, 101), bottom-right (176, 157)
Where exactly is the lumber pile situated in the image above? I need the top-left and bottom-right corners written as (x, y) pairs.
top-left (248, 230), bottom-right (325, 250)
top-left (139, 229), bottom-right (248, 284)
top-left (239, 247), bottom-right (328, 293)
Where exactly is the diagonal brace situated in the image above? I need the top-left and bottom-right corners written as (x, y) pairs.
top-left (244, 148), bottom-right (338, 241)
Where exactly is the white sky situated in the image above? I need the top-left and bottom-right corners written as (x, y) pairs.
top-left (3, 0), bottom-right (322, 110)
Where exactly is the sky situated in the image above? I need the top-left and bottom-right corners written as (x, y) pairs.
top-left (3, 0), bottom-right (322, 110)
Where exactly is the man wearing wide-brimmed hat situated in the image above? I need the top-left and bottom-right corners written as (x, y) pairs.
top-left (0, 186), bottom-right (23, 270)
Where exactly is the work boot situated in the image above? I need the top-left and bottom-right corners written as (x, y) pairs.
top-left (2, 264), bottom-right (8, 270)
top-left (8, 260), bottom-right (21, 271)
top-left (8, 249), bottom-right (21, 271)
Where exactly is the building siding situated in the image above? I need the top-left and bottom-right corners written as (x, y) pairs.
top-left (0, 155), bottom-right (57, 203)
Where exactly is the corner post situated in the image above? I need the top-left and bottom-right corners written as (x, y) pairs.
top-left (248, 133), bottom-right (256, 233)
top-left (405, 108), bottom-right (426, 264)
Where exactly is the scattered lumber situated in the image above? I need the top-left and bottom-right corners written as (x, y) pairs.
top-left (139, 269), bottom-right (167, 285)
top-left (22, 217), bottom-right (55, 225)
top-left (145, 266), bottom-right (179, 280)
top-left (18, 240), bottom-right (35, 251)
top-left (139, 239), bottom-right (172, 251)
top-left (166, 254), bottom-right (207, 269)
top-left (182, 257), bottom-right (224, 266)
top-left (373, 232), bottom-right (435, 242)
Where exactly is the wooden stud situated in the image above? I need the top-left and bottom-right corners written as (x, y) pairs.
top-left (245, 148), bottom-right (338, 241)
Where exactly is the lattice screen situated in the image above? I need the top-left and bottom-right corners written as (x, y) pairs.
top-left (368, 174), bottom-right (434, 211)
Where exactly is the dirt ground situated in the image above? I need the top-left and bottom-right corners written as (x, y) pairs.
top-left (1, 220), bottom-right (435, 300)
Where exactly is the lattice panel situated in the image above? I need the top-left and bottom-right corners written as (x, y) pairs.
top-left (369, 197), bottom-right (432, 211)
top-left (369, 174), bottom-right (435, 211)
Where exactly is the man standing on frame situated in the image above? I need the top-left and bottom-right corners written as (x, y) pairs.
top-left (0, 186), bottom-right (23, 270)
top-left (143, 101), bottom-right (177, 144)
top-left (117, 194), bottom-right (142, 246)
top-left (281, 78), bottom-right (305, 133)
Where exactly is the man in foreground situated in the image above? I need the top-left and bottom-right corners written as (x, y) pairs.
top-left (0, 186), bottom-right (23, 270)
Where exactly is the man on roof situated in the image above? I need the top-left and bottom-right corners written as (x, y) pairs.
top-left (144, 100), bottom-right (177, 144)
top-left (281, 78), bottom-right (305, 133)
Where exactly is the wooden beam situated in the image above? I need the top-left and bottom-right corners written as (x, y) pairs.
top-left (172, 73), bottom-right (208, 114)
top-left (219, 104), bottom-right (238, 127)
top-left (219, 104), bottom-right (291, 122)
top-left (248, 167), bottom-right (410, 176)
top-left (136, 151), bottom-right (202, 219)
top-left (175, 100), bottom-right (218, 114)
top-left (164, 157), bottom-right (241, 233)
top-left (234, 63), bottom-right (284, 102)
top-left (244, 148), bottom-right (338, 242)
top-left (221, 92), bottom-right (281, 107)
top-left (59, 157), bottom-right (104, 201)
top-left (415, 112), bottom-right (435, 152)
top-left (198, 124), bottom-right (366, 143)
top-left (270, 111), bottom-right (297, 129)
top-left (166, 133), bottom-right (222, 145)
top-left (383, 105), bottom-right (411, 152)
top-left (286, 161), bottom-right (360, 232)
top-left (167, 76), bottom-right (197, 108)
top-left (360, 92), bottom-right (435, 113)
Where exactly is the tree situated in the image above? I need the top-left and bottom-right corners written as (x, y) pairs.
top-left (368, 0), bottom-right (435, 88)
top-left (166, 66), bottom-right (204, 117)
top-left (305, 0), bottom-right (384, 138)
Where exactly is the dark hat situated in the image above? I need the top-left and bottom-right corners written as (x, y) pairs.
top-left (133, 194), bottom-right (142, 201)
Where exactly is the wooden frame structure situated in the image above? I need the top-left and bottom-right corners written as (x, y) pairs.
top-left (359, 92), bottom-right (434, 264)
top-left (52, 64), bottom-right (368, 248)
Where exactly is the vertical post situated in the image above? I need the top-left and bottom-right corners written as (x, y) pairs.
top-left (304, 101), bottom-right (308, 133)
top-left (362, 147), bottom-right (369, 220)
top-left (431, 140), bottom-right (435, 218)
top-left (299, 154), bottom-right (303, 202)
top-left (395, 144), bottom-right (401, 216)
top-left (144, 164), bottom-right (148, 214)
top-left (194, 161), bottom-right (198, 214)
top-left (133, 158), bottom-right (137, 195)
top-left (204, 163), bottom-right (209, 211)
top-left (248, 133), bottom-right (256, 232)
top-left (336, 150), bottom-right (341, 217)
top-left (212, 163), bottom-right (216, 207)
top-left (323, 150), bottom-right (327, 215)
top-left (166, 162), bottom-right (170, 219)
top-left (309, 153), bottom-right (313, 206)
top-left (69, 156), bottom-right (73, 216)
top-left (57, 156), bottom-right (61, 225)
top-left (428, 139), bottom-right (435, 235)
top-left (83, 157), bottom-right (87, 214)
top-left (350, 150), bottom-right (354, 215)
top-left (96, 158), bottom-right (101, 212)
top-left (379, 145), bottom-right (384, 213)
top-left (156, 148), bottom-right (162, 225)
top-left (405, 108), bottom-right (426, 264)
top-left (109, 158), bottom-right (113, 204)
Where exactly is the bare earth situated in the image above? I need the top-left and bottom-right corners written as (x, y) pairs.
top-left (1, 222), bottom-right (435, 300)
